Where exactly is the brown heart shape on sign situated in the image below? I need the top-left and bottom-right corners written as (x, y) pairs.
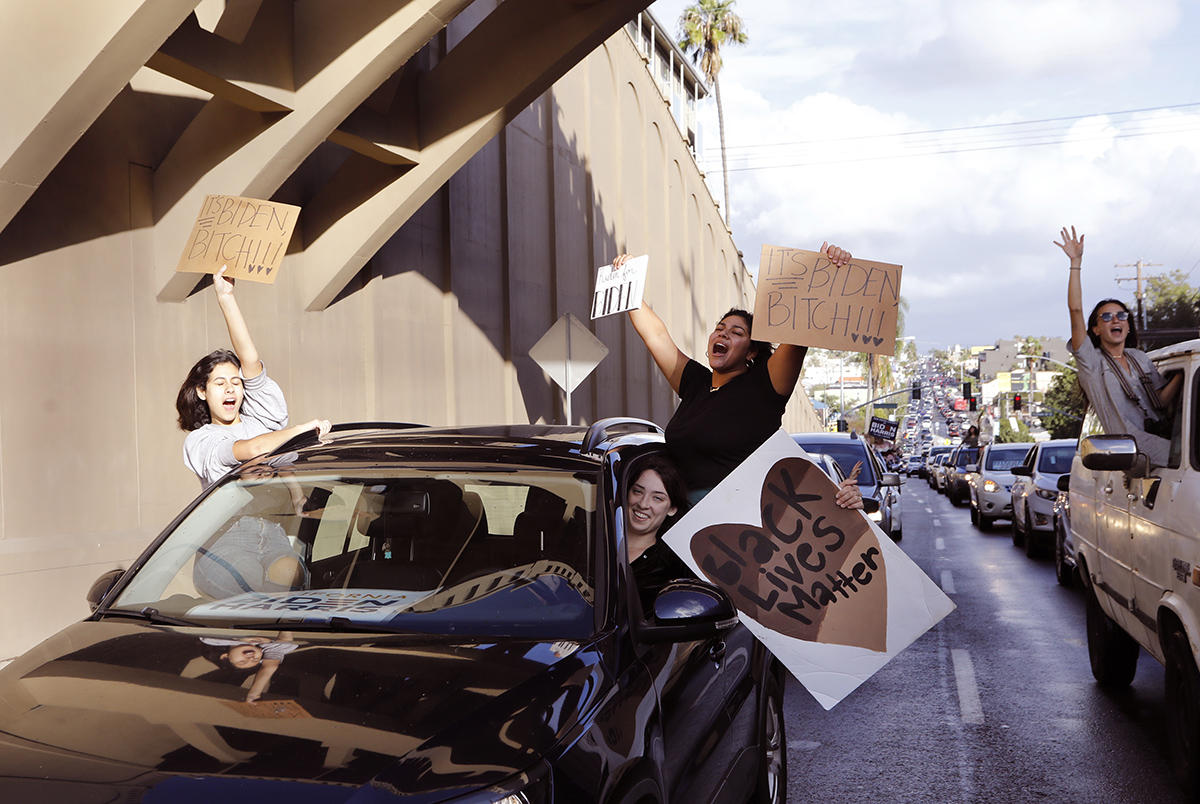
top-left (689, 457), bottom-right (888, 652)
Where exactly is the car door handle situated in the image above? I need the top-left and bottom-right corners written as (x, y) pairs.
top-left (708, 641), bottom-right (727, 663)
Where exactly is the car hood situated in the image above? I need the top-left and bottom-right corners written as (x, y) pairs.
top-left (0, 620), bottom-right (609, 801)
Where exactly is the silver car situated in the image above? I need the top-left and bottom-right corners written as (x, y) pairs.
top-left (968, 442), bottom-right (1032, 530)
top-left (1011, 438), bottom-right (1079, 557)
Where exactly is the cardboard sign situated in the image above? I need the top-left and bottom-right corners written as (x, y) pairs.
top-left (176, 194), bottom-right (300, 283)
top-left (591, 255), bottom-right (648, 319)
top-left (187, 588), bottom-right (432, 622)
top-left (868, 416), bottom-right (899, 442)
top-left (662, 430), bottom-right (954, 709)
top-left (753, 245), bottom-right (903, 355)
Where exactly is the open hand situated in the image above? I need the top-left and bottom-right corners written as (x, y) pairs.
top-left (1054, 226), bottom-right (1084, 265)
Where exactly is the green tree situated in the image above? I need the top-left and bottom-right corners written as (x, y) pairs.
top-left (1144, 269), bottom-right (1200, 330)
top-left (1040, 366), bottom-right (1086, 439)
top-left (996, 416), bottom-right (1032, 443)
top-left (679, 0), bottom-right (747, 225)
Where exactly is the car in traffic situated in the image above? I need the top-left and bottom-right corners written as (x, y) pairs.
top-left (1010, 438), bottom-right (1079, 557)
top-left (943, 444), bottom-right (981, 506)
top-left (1051, 473), bottom-right (1074, 586)
top-left (905, 455), bottom-right (924, 476)
top-left (923, 445), bottom-right (953, 482)
top-left (0, 420), bottom-right (786, 803)
top-left (793, 431), bottom-right (903, 541)
top-left (968, 442), bottom-right (1032, 530)
top-left (931, 453), bottom-right (953, 494)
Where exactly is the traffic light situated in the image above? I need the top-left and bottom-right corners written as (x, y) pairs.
top-left (962, 381), bottom-right (971, 399)
top-left (1013, 393), bottom-right (1023, 411)
top-left (837, 418), bottom-right (848, 432)
top-left (969, 395), bottom-right (977, 411)
top-left (911, 380), bottom-right (921, 400)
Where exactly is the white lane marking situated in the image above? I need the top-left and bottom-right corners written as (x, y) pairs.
top-left (936, 537), bottom-right (945, 550)
top-left (951, 649), bottom-right (985, 725)
top-left (941, 570), bottom-right (956, 594)
top-left (933, 518), bottom-right (942, 527)
top-left (925, 506), bottom-right (933, 513)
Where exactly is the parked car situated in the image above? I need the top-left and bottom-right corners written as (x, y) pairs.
top-left (1069, 339), bottom-right (1197, 787)
top-left (1052, 473), bottom-right (1074, 586)
top-left (968, 442), bottom-right (1033, 529)
top-left (1011, 437), bottom-right (1079, 557)
top-left (793, 431), bottom-right (903, 541)
top-left (0, 420), bottom-right (786, 802)
top-left (943, 444), bottom-right (981, 506)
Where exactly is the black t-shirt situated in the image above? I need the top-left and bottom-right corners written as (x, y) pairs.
top-left (666, 359), bottom-right (789, 490)
top-left (631, 540), bottom-right (694, 612)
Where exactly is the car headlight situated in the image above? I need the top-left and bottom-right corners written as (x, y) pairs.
top-left (982, 479), bottom-right (1000, 493)
top-left (1035, 488), bottom-right (1057, 501)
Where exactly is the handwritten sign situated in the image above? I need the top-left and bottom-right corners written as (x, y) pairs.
top-left (176, 194), bottom-right (300, 283)
top-left (663, 430), bottom-right (954, 709)
top-left (868, 416), bottom-right (899, 442)
top-left (591, 255), bottom-right (647, 319)
top-left (188, 588), bottom-right (432, 622)
top-left (753, 245), bottom-right (903, 355)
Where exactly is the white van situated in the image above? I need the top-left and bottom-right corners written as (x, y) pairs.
top-left (1070, 338), bottom-right (1198, 787)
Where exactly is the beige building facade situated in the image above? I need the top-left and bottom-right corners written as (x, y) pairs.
top-left (0, 1), bottom-right (819, 662)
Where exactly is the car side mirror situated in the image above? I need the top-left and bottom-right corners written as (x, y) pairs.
top-left (964, 463), bottom-right (978, 473)
top-left (879, 472), bottom-right (901, 487)
top-left (1080, 434), bottom-right (1137, 472)
top-left (635, 580), bottom-right (738, 644)
top-left (86, 568), bottom-right (124, 612)
top-left (1057, 474), bottom-right (1071, 491)
top-left (1010, 465), bottom-right (1032, 476)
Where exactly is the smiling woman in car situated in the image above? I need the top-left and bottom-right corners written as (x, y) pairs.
top-left (616, 245), bottom-right (865, 509)
top-left (1059, 225), bottom-right (1182, 465)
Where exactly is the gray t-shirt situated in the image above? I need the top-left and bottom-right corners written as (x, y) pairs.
top-left (183, 367), bottom-right (288, 486)
top-left (1071, 337), bottom-right (1169, 465)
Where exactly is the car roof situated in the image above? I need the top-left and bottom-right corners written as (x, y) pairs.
top-left (791, 432), bottom-right (869, 446)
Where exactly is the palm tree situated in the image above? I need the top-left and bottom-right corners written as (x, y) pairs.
top-left (678, 0), bottom-right (747, 226)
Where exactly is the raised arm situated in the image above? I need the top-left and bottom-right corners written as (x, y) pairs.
top-left (1055, 227), bottom-right (1088, 351)
top-left (619, 255), bottom-right (688, 393)
top-left (213, 266), bottom-right (262, 379)
top-left (766, 242), bottom-right (850, 396)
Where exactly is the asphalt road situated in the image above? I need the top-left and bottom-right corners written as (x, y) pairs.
top-left (782, 475), bottom-right (1185, 803)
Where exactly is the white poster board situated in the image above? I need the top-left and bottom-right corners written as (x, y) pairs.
top-left (591, 254), bottom-right (648, 319)
top-left (662, 429), bottom-right (955, 709)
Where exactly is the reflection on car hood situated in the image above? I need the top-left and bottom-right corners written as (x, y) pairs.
top-left (0, 621), bottom-right (606, 800)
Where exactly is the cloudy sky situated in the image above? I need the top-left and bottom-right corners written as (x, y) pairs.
top-left (648, 0), bottom-right (1200, 350)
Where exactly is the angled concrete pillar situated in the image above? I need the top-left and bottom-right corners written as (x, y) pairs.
top-left (153, 0), bottom-right (473, 302)
top-left (296, 0), bottom-right (650, 311)
top-left (0, 0), bottom-right (197, 234)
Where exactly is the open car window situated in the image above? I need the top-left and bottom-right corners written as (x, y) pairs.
top-left (111, 470), bottom-right (597, 639)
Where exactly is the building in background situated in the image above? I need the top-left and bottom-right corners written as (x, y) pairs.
top-left (0, 1), bottom-right (821, 662)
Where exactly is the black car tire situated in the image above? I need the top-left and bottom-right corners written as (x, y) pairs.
top-left (1024, 519), bottom-right (1040, 558)
top-left (969, 505), bottom-right (979, 526)
top-left (612, 772), bottom-right (663, 804)
top-left (1165, 625), bottom-right (1200, 790)
top-left (1086, 588), bottom-right (1138, 688)
top-left (979, 512), bottom-right (993, 531)
top-left (1011, 512), bottom-right (1025, 548)
top-left (1054, 531), bottom-right (1073, 587)
top-left (753, 670), bottom-right (787, 804)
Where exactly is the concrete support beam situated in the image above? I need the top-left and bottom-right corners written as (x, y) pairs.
top-left (0, 0), bottom-right (197, 234)
top-left (296, 0), bottom-right (650, 311)
top-left (153, 0), bottom-right (472, 302)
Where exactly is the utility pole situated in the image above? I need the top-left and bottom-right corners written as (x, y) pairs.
top-left (1115, 259), bottom-right (1163, 331)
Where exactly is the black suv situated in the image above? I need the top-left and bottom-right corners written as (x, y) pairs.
top-left (0, 421), bottom-right (785, 803)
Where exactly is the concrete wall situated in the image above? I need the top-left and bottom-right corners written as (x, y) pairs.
top-left (0, 10), bottom-right (820, 662)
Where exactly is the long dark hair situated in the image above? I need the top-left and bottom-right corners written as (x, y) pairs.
top-left (176, 349), bottom-right (241, 431)
top-left (1086, 298), bottom-right (1138, 349)
top-left (628, 454), bottom-right (690, 531)
top-left (719, 308), bottom-right (775, 368)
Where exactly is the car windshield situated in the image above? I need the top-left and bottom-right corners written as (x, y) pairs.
top-left (954, 447), bottom-right (979, 468)
top-left (1038, 445), bottom-right (1077, 474)
top-left (110, 469), bottom-right (597, 639)
top-left (795, 442), bottom-right (877, 486)
top-left (986, 447), bottom-right (1029, 471)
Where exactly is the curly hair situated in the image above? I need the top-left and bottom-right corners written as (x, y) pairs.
top-left (1086, 298), bottom-right (1138, 349)
top-left (719, 308), bottom-right (776, 367)
top-left (176, 349), bottom-right (241, 431)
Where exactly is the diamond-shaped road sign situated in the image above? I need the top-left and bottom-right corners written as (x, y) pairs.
top-left (529, 313), bottom-right (609, 394)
